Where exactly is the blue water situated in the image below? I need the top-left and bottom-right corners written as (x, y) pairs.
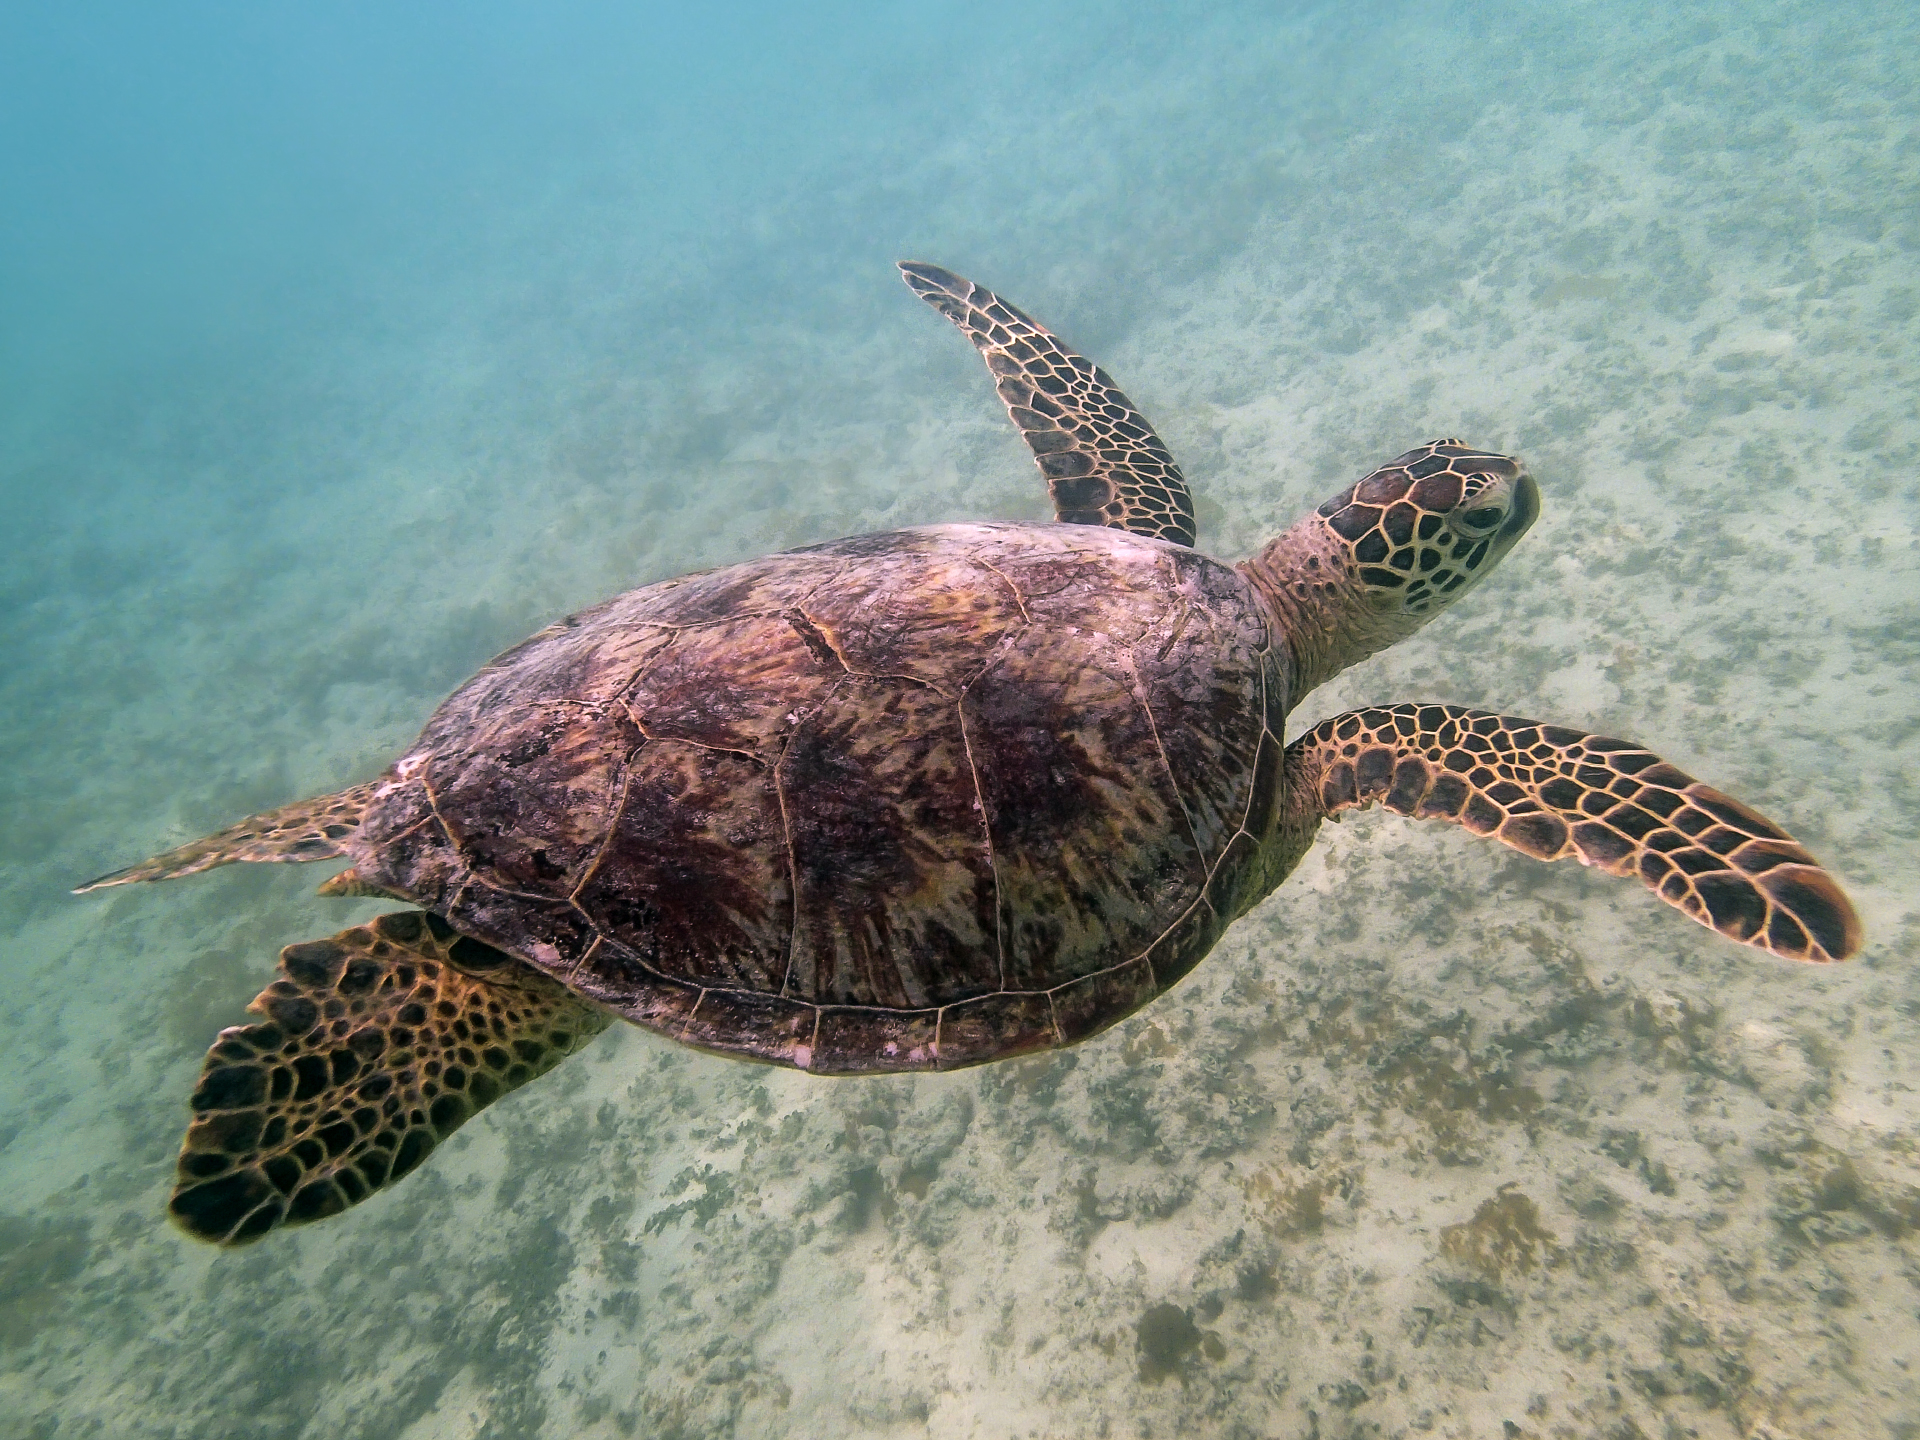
top-left (4, 2), bottom-right (1916, 1436)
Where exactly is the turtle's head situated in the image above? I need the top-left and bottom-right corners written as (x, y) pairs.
top-left (1314, 441), bottom-right (1537, 619)
top-left (1242, 440), bottom-right (1538, 697)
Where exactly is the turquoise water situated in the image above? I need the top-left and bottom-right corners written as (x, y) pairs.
top-left (4, 2), bottom-right (1916, 1435)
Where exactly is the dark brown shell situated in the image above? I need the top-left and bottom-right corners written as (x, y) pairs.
top-left (349, 523), bottom-right (1286, 1072)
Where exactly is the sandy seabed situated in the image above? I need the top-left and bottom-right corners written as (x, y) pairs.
top-left (1, 3), bottom-right (1916, 1437)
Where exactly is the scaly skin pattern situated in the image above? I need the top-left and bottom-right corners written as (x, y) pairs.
top-left (73, 781), bottom-right (383, 892)
top-left (899, 263), bottom-right (1198, 546)
top-left (1280, 705), bottom-right (1860, 962)
top-left (1241, 441), bottom-right (1539, 696)
top-left (169, 912), bottom-right (612, 1245)
top-left (349, 523), bottom-right (1290, 1072)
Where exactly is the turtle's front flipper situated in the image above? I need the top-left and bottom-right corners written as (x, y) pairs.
top-left (73, 781), bottom-right (385, 893)
top-left (1286, 705), bottom-right (1861, 963)
top-left (169, 911), bottom-right (612, 1245)
top-left (899, 261), bottom-right (1197, 546)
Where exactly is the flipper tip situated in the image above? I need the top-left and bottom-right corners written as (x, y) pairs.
top-left (74, 868), bottom-right (136, 895)
top-left (898, 260), bottom-right (965, 295)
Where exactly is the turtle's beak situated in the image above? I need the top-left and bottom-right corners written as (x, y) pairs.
top-left (1502, 467), bottom-right (1541, 545)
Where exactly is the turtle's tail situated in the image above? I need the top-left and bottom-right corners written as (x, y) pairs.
top-left (73, 781), bottom-right (384, 893)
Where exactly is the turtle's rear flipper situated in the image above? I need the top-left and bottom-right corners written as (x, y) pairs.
top-left (1286, 705), bottom-right (1862, 963)
top-left (74, 781), bottom-right (385, 893)
top-left (169, 911), bottom-right (612, 1246)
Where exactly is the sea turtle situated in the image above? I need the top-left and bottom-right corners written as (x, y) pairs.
top-left (79, 263), bottom-right (1862, 1247)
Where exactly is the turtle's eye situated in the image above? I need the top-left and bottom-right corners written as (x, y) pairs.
top-left (1456, 508), bottom-right (1504, 532)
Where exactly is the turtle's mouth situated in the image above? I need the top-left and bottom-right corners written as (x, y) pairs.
top-left (1453, 461), bottom-right (1537, 549)
top-left (1501, 469), bottom-right (1541, 544)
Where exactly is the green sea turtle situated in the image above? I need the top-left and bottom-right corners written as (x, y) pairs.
top-left (79, 263), bottom-right (1862, 1246)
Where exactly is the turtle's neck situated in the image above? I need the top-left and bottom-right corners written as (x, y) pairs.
top-left (1238, 515), bottom-right (1421, 702)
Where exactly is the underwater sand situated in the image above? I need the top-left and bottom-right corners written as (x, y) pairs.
top-left (2, 2), bottom-right (1916, 1436)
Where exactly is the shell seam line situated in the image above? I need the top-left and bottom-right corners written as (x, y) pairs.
top-left (1153, 598), bottom-right (1193, 664)
top-left (1240, 662), bottom-right (1274, 836)
top-left (801, 1009), bottom-right (821, 1066)
top-left (954, 621), bottom-right (1029, 694)
top-left (416, 762), bottom-right (473, 896)
top-left (1126, 891), bottom-right (1216, 992)
top-left (954, 688), bottom-right (1004, 992)
top-left (1043, 992), bottom-right (1066, 1047)
top-left (643, 602), bottom-right (846, 639)
top-left (1190, 730), bottom-right (1279, 915)
top-left (561, 934), bottom-right (604, 985)
top-left (771, 676), bottom-right (851, 1000)
top-left (567, 764), bottom-right (636, 905)
top-left (772, 750), bottom-right (804, 1000)
top-left (613, 626), bottom-right (679, 704)
top-left (850, 670), bottom-right (943, 692)
top-left (621, 718), bottom-right (767, 765)
top-left (1122, 646), bottom-right (1204, 867)
top-left (593, 933), bottom-right (715, 994)
top-left (678, 990), bottom-right (707, 1042)
top-left (785, 607), bottom-right (850, 673)
top-left (375, 809), bottom-right (440, 849)
top-left (756, 953), bottom-right (1185, 1011)
top-left (791, 563), bottom-right (851, 613)
top-left (1176, 658), bottom-right (1274, 910)
top-left (679, 955), bottom-right (1175, 1017)
top-left (976, 557), bottom-right (1032, 623)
